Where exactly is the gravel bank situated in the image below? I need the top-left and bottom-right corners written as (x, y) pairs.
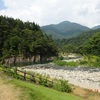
top-left (20, 64), bottom-right (100, 92)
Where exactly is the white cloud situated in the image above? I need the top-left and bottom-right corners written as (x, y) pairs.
top-left (0, 0), bottom-right (100, 27)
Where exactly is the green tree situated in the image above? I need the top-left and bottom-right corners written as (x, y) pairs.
top-left (84, 32), bottom-right (100, 56)
top-left (0, 15), bottom-right (58, 64)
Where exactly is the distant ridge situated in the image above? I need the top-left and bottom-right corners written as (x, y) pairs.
top-left (41, 21), bottom-right (90, 39)
top-left (63, 28), bottom-right (100, 47)
top-left (92, 25), bottom-right (100, 30)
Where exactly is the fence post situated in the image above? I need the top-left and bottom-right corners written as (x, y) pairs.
top-left (24, 70), bottom-right (26, 80)
top-left (31, 74), bottom-right (35, 82)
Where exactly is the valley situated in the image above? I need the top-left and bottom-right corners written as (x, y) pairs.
top-left (0, 15), bottom-right (100, 100)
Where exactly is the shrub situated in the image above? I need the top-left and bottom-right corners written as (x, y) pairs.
top-left (79, 60), bottom-right (88, 65)
top-left (39, 75), bottom-right (48, 86)
top-left (53, 79), bottom-right (72, 93)
top-left (59, 56), bottom-right (64, 60)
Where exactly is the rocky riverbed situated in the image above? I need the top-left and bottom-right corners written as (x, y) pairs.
top-left (19, 64), bottom-right (100, 92)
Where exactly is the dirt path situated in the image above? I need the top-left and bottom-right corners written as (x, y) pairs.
top-left (73, 86), bottom-right (100, 100)
top-left (0, 73), bottom-right (21, 100)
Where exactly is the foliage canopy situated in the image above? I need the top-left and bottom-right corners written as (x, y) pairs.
top-left (0, 16), bottom-right (58, 63)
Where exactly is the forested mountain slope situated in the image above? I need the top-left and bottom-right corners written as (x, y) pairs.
top-left (0, 16), bottom-right (58, 63)
top-left (55, 29), bottom-right (100, 54)
top-left (41, 21), bottom-right (90, 39)
top-left (57, 29), bottom-right (100, 47)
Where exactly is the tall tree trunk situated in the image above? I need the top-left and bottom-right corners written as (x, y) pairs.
top-left (33, 54), bottom-right (36, 63)
top-left (40, 53), bottom-right (43, 63)
top-left (13, 56), bottom-right (16, 65)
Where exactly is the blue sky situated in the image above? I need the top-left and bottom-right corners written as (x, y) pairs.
top-left (0, 0), bottom-right (100, 28)
top-left (0, 0), bottom-right (6, 10)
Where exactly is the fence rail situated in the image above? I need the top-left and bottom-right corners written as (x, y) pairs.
top-left (3, 66), bottom-right (54, 86)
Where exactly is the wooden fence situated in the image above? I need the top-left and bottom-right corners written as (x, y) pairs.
top-left (3, 66), bottom-right (54, 87)
top-left (2, 66), bottom-right (72, 93)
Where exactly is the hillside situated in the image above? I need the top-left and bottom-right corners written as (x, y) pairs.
top-left (92, 25), bottom-right (100, 30)
top-left (0, 16), bottom-right (58, 63)
top-left (55, 28), bottom-right (100, 54)
top-left (58, 29), bottom-right (100, 47)
top-left (41, 21), bottom-right (90, 39)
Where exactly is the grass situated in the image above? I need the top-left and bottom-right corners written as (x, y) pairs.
top-left (3, 66), bottom-right (72, 93)
top-left (0, 67), bottom-right (83, 100)
top-left (1, 66), bottom-right (100, 100)
top-left (0, 67), bottom-right (2, 71)
top-left (54, 60), bottom-right (79, 67)
top-left (78, 55), bottom-right (100, 67)
top-left (9, 79), bottom-right (83, 100)
top-left (0, 65), bottom-right (3, 71)
top-left (53, 55), bottom-right (100, 67)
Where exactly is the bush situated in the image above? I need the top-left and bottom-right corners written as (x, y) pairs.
top-left (3, 67), bottom-right (20, 79)
top-left (55, 60), bottom-right (67, 66)
top-left (39, 75), bottom-right (48, 86)
top-left (32, 73), bottom-right (72, 93)
top-left (60, 80), bottom-right (72, 92)
top-left (53, 79), bottom-right (72, 93)
top-left (59, 56), bottom-right (64, 60)
top-left (0, 64), bottom-right (3, 71)
top-left (78, 55), bottom-right (100, 67)
top-left (79, 60), bottom-right (88, 65)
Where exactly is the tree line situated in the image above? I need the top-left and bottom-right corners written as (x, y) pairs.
top-left (55, 29), bottom-right (100, 56)
top-left (0, 16), bottom-right (58, 64)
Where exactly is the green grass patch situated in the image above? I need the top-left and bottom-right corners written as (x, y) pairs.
top-left (54, 60), bottom-right (79, 67)
top-left (0, 64), bottom-right (3, 71)
top-left (9, 79), bottom-right (83, 100)
top-left (79, 56), bottom-right (100, 67)
top-left (53, 55), bottom-right (100, 67)
top-left (0, 67), bottom-right (3, 71)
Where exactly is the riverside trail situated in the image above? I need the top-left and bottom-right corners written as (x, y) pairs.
top-left (0, 73), bottom-right (20, 100)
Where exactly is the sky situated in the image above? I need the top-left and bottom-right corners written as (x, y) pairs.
top-left (0, 0), bottom-right (100, 28)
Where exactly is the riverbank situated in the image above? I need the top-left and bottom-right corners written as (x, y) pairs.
top-left (19, 64), bottom-right (100, 92)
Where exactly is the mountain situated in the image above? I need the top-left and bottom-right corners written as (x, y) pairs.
top-left (59, 28), bottom-right (100, 47)
top-left (92, 25), bottom-right (100, 30)
top-left (41, 21), bottom-right (90, 39)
